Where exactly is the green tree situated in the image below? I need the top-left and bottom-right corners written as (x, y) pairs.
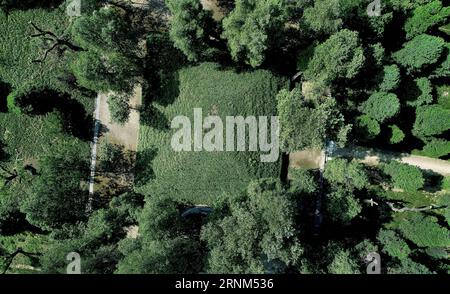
top-left (70, 6), bottom-right (141, 93)
top-left (430, 44), bottom-right (450, 79)
top-left (40, 192), bottom-right (143, 273)
top-left (377, 229), bottom-right (411, 260)
top-left (383, 161), bottom-right (424, 192)
top-left (393, 34), bottom-right (445, 73)
top-left (414, 138), bottom-right (450, 158)
top-left (389, 125), bottom-right (405, 144)
top-left (166, 0), bottom-right (215, 62)
top-left (20, 142), bottom-right (89, 230)
top-left (222, 0), bottom-right (287, 67)
top-left (387, 258), bottom-right (433, 274)
top-left (108, 94), bottom-right (131, 125)
top-left (324, 158), bottom-right (369, 189)
top-left (277, 88), bottom-right (349, 151)
top-left (379, 65), bottom-right (401, 92)
top-left (289, 168), bottom-right (317, 194)
top-left (324, 242), bottom-right (360, 274)
top-left (304, 29), bottom-right (365, 83)
top-left (71, 7), bottom-right (137, 54)
top-left (356, 115), bottom-right (380, 140)
top-left (303, 0), bottom-right (343, 35)
top-left (325, 185), bottom-right (362, 225)
top-left (116, 237), bottom-right (204, 274)
top-left (71, 50), bottom-right (139, 93)
top-left (201, 178), bottom-right (303, 274)
top-left (359, 92), bottom-right (400, 123)
top-left (397, 214), bottom-right (450, 248)
top-left (407, 78), bottom-right (433, 107)
top-left (413, 105), bottom-right (450, 138)
top-left (116, 196), bottom-right (203, 274)
top-left (404, 1), bottom-right (450, 39)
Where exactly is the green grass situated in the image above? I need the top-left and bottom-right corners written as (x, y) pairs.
top-left (0, 112), bottom-right (89, 163)
top-left (137, 62), bottom-right (287, 204)
top-left (0, 8), bottom-right (70, 90)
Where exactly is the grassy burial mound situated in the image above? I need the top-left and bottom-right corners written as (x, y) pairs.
top-left (137, 62), bottom-right (287, 204)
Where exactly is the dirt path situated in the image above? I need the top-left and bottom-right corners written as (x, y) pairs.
top-left (87, 85), bottom-right (142, 204)
top-left (289, 146), bottom-right (450, 176)
top-left (332, 146), bottom-right (450, 176)
top-left (98, 85), bottom-right (142, 151)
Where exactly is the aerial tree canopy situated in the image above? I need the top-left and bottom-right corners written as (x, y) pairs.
top-left (166, 0), bottom-right (216, 62)
top-left (277, 88), bottom-right (350, 151)
top-left (413, 105), bottom-right (450, 138)
top-left (397, 214), bottom-right (450, 248)
top-left (304, 29), bottom-right (365, 83)
top-left (404, 1), bottom-right (450, 39)
top-left (324, 185), bottom-right (362, 225)
top-left (359, 92), bottom-right (400, 123)
top-left (383, 162), bottom-right (425, 192)
top-left (377, 229), bottom-right (411, 260)
top-left (201, 178), bottom-right (303, 274)
top-left (116, 196), bottom-right (203, 274)
top-left (20, 142), bottom-right (89, 230)
top-left (222, 0), bottom-right (287, 67)
top-left (303, 0), bottom-right (343, 35)
top-left (393, 34), bottom-right (445, 73)
top-left (108, 94), bottom-right (131, 125)
top-left (379, 65), bottom-right (401, 92)
top-left (324, 158), bottom-right (369, 190)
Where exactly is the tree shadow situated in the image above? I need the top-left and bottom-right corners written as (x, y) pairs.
top-left (0, 0), bottom-right (64, 12)
top-left (333, 145), bottom-right (403, 163)
top-left (144, 33), bottom-right (185, 107)
top-left (423, 170), bottom-right (443, 193)
top-left (0, 81), bottom-right (11, 112)
top-left (134, 147), bottom-right (158, 187)
top-left (139, 104), bottom-right (170, 130)
top-left (14, 88), bottom-right (93, 141)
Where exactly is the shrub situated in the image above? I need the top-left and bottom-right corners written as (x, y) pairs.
top-left (383, 162), bottom-right (424, 191)
top-left (6, 90), bottom-right (22, 114)
top-left (389, 125), bottom-right (405, 144)
top-left (108, 94), bottom-right (131, 125)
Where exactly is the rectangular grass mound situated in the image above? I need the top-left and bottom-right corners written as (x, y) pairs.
top-left (137, 62), bottom-right (287, 204)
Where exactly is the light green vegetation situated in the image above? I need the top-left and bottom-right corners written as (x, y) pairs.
top-left (136, 62), bottom-right (286, 204)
